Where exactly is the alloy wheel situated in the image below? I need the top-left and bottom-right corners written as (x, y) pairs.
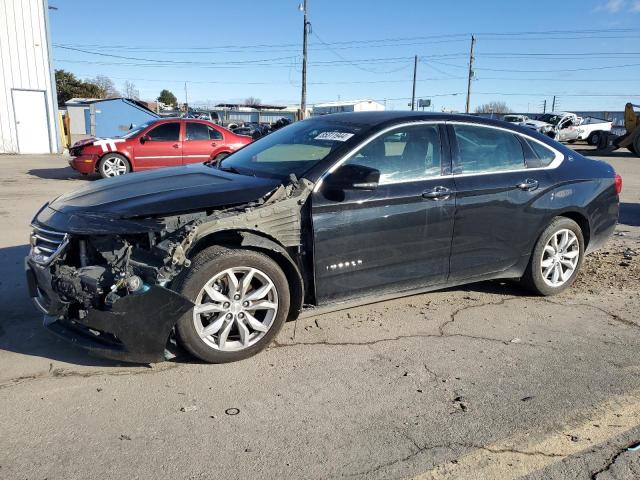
top-left (192, 267), bottom-right (279, 352)
top-left (102, 157), bottom-right (128, 177)
top-left (540, 229), bottom-right (580, 287)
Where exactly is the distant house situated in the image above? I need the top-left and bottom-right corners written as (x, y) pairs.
top-left (65, 97), bottom-right (159, 144)
top-left (311, 99), bottom-right (385, 116)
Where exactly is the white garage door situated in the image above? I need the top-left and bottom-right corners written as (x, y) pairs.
top-left (13, 89), bottom-right (51, 154)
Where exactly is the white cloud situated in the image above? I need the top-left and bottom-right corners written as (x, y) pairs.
top-left (598, 0), bottom-right (626, 12)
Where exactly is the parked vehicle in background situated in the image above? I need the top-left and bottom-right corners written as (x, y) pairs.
top-left (28, 112), bottom-right (620, 364)
top-left (232, 123), bottom-right (271, 139)
top-left (503, 114), bottom-right (529, 123)
top-left (600, 103), bottom-right (640, 155)
top-left (68, 118), bottom-right (252, 178)
top-left (522, 112), bottom-right (612, 144)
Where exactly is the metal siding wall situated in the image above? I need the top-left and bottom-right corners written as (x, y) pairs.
top-left (0, 0), bottom-right (57, 153)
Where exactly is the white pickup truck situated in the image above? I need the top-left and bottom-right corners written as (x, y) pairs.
top-left (521, 112), bottom-right (612, 144)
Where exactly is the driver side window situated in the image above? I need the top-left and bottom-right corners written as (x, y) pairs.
top-left (344, 124), bottom-right (442, 184)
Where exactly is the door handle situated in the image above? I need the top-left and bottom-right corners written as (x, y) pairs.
top-left (211, 142), bottom-right (217, 147)
top-left (516, 179), bottom-right (539, 191)
top-left (172, 143), bottom-right (180, 148)
top-left (422, 186), bottom-right (452, 200)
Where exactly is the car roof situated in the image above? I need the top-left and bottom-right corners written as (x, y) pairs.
top-left (307, 111), bottom-right (533, 133)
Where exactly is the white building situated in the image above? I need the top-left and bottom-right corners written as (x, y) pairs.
top-left (312, 99), bottom-right (385, 116)
top-left (0, 0), bottom-right (60, 153)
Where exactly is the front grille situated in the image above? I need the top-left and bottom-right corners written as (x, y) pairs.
top-left (30, 225), bottom-right (68, 265)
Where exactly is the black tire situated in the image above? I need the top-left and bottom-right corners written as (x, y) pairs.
top-left (98, 153), bottom-right (131, 178)
top-left (628, 144), bottom-right (637, 155)
top-left (173, 246), bottom-right (290, 363)
top-left (587, 131), bottom-right (600, 146)
top-left (213, 152), bottom-right (229, 164)
top-left (633, 136), bottom-right (640, 157)
top-left (520, 217), bottom-right (585, 296)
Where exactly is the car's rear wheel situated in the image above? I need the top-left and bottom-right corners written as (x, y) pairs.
top-left (174, 246), bottom-right (290, 363)
top-left (520, 217), bottom-right (584, 296)
top-left (98, 153), bottom-right (130, 178)
top-left (587, 131), bottom-right (601, 146)
top-left (213, 152), bottom-right (229, 164)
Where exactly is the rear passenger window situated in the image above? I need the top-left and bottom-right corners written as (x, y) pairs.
top-left (526, 139), bottom-right (556, 168)
top-left (453, 125), bottom-right (524, 174)
top-left (187, 123), bottom-right (224, 141)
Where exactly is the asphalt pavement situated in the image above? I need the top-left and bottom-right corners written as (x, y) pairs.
top-left (0, 147), bottom-right (639, 480)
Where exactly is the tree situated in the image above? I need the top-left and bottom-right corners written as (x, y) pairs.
top-left (244, 96), bottom-right (261, 107)
top-left (158, 89), bottom-right (177, 107)
top-left (55, 69), bottom-right (106, 106)
top-left (475, 101), bottom-right (511, 114)
top-left (92, 75), bottom-right (120, 98)
top-left (123, 81), bottom-right (140, 100)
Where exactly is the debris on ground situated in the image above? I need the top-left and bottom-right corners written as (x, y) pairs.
top-left (180, 406), bottom-right (198, 412)
top-left (574, 232), bottom-right (640, 292)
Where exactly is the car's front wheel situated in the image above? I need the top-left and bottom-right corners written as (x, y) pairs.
top-left (521, 217), bottom-right (584, 296)
top-left (174, 246), bottom-right (290, 363)
top-left (98, 153), bottom-right (130, 178)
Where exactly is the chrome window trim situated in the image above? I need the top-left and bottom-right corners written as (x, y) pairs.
top-left (313, 120), bottom-right (565, 192)
top-left (448, 121), bottom-right (565, 177)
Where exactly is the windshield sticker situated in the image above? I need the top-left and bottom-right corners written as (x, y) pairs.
top-left (314, 131), bottom-right (354, 142)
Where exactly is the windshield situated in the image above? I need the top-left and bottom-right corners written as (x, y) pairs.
top-left (218, 119), bottom-right (362, 180)
top-left (537, 114), bottom-right (562, 125)
top-left (121, 120), bottom-right (156, 139)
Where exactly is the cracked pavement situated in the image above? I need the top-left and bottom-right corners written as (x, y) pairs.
top-left (1, 149), bottom-right (639, 479)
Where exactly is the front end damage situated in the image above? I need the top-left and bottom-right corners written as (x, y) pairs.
top-left (26, 178), bottom-right (313, 363)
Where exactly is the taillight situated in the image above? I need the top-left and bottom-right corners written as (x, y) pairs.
top-left (614, 173), bottom-right (622, 195)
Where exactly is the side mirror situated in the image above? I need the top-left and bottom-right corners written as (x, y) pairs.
top-left (323, 164), bottom-right (380, 191)
top-left (140, 135), bottom-right (150, 144)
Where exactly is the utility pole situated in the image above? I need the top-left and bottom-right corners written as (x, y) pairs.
top-left (552, 95), bottom-right (556, 112)
top-left (411, 55), bottom-right (418, 111)
top-left (542, 99), bottom-right (547, 113)
top-left (465, 34), bottom-right (476, 114)
top-left (184, 82), bottom-right (188, 113)
top-left (300, 0), bottom-right (309, 119)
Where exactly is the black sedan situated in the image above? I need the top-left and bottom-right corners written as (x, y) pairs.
top-left (26, 112), bottom-right (621, 363)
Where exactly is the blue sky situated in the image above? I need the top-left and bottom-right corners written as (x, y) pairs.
top-left (49, 0), bottom-right (640, 112)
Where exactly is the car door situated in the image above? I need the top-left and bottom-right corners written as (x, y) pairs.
top-left (447, 122), bottom-right (558, 281)
top-left (312, 123), bottom-right (456, 303)
top-left (183, 121), bottom-right (226, 164)
top-left (133, 121), bottom-right (182, 170)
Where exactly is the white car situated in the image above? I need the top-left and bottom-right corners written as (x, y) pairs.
top-left (503, 114), bottom-right (529, 123)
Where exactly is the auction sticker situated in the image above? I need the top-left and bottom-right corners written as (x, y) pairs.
top-left (315, 131), bottom-right (354, 141)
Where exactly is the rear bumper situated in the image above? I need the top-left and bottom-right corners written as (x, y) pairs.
top-left (69, 155), bottom-right (99, 174)
top-left (26, 258), bottom-right (193, 363)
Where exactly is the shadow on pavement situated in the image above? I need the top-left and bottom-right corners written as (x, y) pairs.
top-left (573, 147), bottom-right (637, 158)
top-left (27, 167), bottom-right (97, 181)
top-left (620, 203), bottom-right (640, 227)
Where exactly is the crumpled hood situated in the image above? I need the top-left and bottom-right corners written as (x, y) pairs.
top-left (47, 163), bottom-right (280, 218)
top-left (522, 120), bottom-right (551, 130)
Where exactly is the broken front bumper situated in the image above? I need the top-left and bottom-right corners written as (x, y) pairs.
top-left (26, 258), bottom-right (194, 363)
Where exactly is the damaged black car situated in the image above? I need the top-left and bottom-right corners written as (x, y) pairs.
top-left (26, 112), bottom-right (620, 363)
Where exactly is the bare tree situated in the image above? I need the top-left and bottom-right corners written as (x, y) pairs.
top-left (244, 96), bottom-right (261, 107)
top-left (475, 101), bottom-right (511, 114)
top-left (123, 81), bottom-right (140, 100)
top-left (91, 75), bottom-right (120, 98)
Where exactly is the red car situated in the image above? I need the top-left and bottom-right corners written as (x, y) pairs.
top-left (69, 118), bottom-right (252, 178)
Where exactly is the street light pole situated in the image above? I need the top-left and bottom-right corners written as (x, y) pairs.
top-left (300, 0), bottom-right (308, 119)
top-left (465, 34), bottom-right (475, 114)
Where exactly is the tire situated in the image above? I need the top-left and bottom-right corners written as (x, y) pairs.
top-left (520, 217), bottom-right (585, 296)
top-left (98, 153), bottom-right (130, 178)
top-left (628, 144), bottom-right (637, 155)
top-left (213, 152), bottom-right (229, 164)
top-left (173, 246), bottom-right (290, 363)
top-left (634, 136), bottom-right (640, 157)
top-left (587, 131), bottom-right (600, 146)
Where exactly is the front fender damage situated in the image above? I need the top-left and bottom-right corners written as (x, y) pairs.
top-left (31, 177), bottom-right (313, 363)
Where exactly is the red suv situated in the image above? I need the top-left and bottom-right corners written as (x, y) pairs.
top-left (69, 118), bottom-right (252, 178)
